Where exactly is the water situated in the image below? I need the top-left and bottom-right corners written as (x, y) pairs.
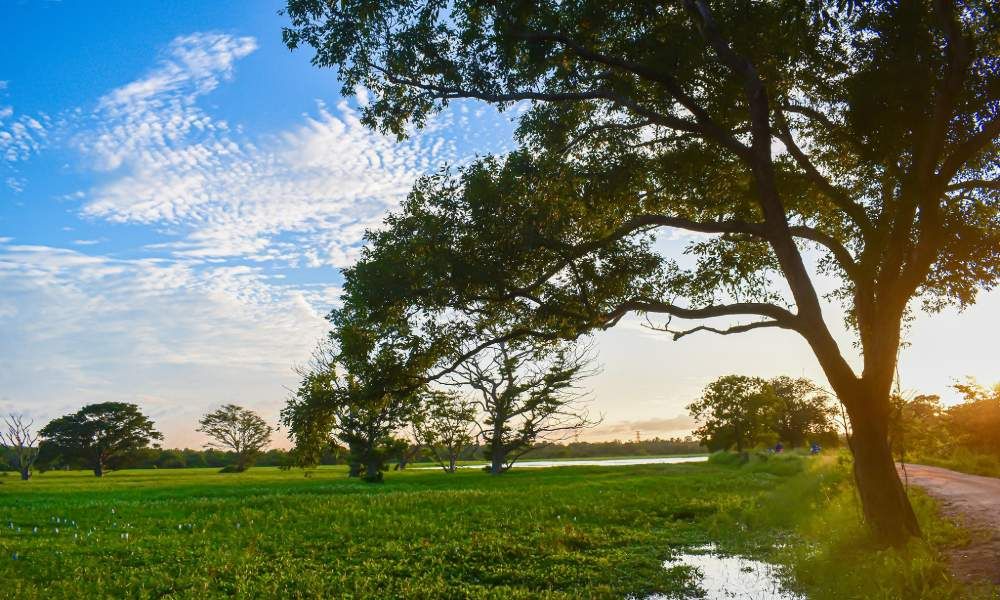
top-left (651, 544), bottom-right (804, 600)
top-left (413, 456), bottom-right (708, 470)
top-left (510, 456), bottom-right (708, 468)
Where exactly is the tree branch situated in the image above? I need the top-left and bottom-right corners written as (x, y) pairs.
top-left (944, 178), bottom-right (1000, 192)
top-left (646, 317), bottom-right (789, 341)
top-left (774, 109), bottom-right (874, 233)
top-left (601, 298), bottom-right (800, 332)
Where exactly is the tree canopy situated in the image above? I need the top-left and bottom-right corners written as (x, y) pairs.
top-left (284, 0), bottom-right (1000, 545)
top-left (687, 375), bottom-right (777, 452)
top-left (282, 343), bottom-right (419, 481)
top-left (38, 402), bottom-right (162, 477)
top-left (448, 340), bottom-right (598, 473)
top-left (197, 404), bottom-right (273, 472)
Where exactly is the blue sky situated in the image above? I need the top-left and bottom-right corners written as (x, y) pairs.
top-left (2, 1), bottom-right (998, 447)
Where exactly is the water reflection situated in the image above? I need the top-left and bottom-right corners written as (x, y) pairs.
top-left (652, 544), bottom-right (804, 600)
top-left (414, 456), bottom-right (708, 470)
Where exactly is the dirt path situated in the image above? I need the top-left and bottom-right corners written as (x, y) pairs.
top-left (899, 463), bottom-right (1000, 585)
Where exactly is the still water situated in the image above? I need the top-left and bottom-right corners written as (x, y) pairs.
top-left (415, 455), bottom-right (709, 470)
top-left (650, 544), bottom-right (804, 600)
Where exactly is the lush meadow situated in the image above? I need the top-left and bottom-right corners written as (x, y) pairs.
top-left (0, 456), bottom-right (992, 599)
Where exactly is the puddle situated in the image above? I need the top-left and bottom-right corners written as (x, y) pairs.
top-left (413, 456), bottom-right (708, 470)
top-left (651, 544), bottom-right (804, 600)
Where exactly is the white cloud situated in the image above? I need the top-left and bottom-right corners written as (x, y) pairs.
top-left (0, 107), bottom-right (47, 164)
top-left (0, 81), bottom-right (49, 190)
top-left (0, 31), bottom-right (516, 444)
top-left (76, 32), bottom-right (470, 269)
top-left (0, 244), bottom-right (339, 442)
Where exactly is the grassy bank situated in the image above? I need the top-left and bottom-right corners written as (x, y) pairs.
top-left (721, 452), bottom-right (997, 599)
top-left (908, 449), bottom-right (1000, 479)
top-left (0, 456), bottom-right (991, 598)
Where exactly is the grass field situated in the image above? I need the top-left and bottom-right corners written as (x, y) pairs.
top-left (0, 455), bottom-right (991, 599)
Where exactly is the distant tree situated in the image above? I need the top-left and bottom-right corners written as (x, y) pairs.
top-left (948, 380), bottom-right (1000, 455)
top-left (154, 449), bottom-right (188, 469)
top-left (39, 403), bottom-right (162, 477)
top-left (412, 390), bottom-right (477, 473)
top-left (889, 393), bottom-right (950, 464)
top-left (449, 341), bottom-right (598, 474)
top-left (182, 448), bottom-right (208, 469)
top-left (197, 404), bottom-right (273, 473)
top-left (0, 414), bottom-right (39, 480)
top-left (688, 376), bottom-right (776, 453)
top-left (767, 377), bottom-right (837, 448)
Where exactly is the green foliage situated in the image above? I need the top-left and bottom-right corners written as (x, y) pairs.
top-left (768, 376), bottom-right (838, 448)
top-left (688, 375), bottom-right (777, 452)
top-left (282, 0), bottom-right (1000, 347)
top-left (196, 404), bottom-right (273, 472)
top-left (411, 389), bottom-right (477, 472)
top-left (37, 403), bottom-right (162, 477)
top-left (891, 380), bottom-right (1000, 476)
top-left (948, 380), bottom-right (1000, 456)
top-left (524, 437), bottom-right (704, 459)
top-left (283, 0), bottom-right (1000, 542)
top-left (692, 375), bottom-right (838, 452)
top-left (0, 458), bottom-right (989, 598)
top-left (767, 457), bottom-right (993, 600)
top-left (282, 347), bottom-right (417, 482)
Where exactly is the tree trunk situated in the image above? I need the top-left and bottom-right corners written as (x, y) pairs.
top-left (19, 466), bottom-right (30, 481)
top-left (448, 454), bottom-right (457, 473)
top-left (94, 462), bottom-right (104, 477)
top-left (490, 444), bottom-right (506, 475)
top-left (364, 458), bottom-right (383, 482)
top-left (848, 407), bottom-right (921, 545)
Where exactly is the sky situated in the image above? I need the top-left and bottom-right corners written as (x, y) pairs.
top-left (1, 0), bottom-right (997, 449)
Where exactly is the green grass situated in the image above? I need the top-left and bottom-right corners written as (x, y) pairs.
top-left (0, 457), bottom-right (992, 599)
top-left (909, 448), bottom-right (1000, 479)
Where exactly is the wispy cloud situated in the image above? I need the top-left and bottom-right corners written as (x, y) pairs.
top-left (77, 32), bottom-right (471, 269)
top-left (0, 243), bottom-right (339, 440)
top-left (587, 415), bottom-right (697, 440)
top-left (0, 31), bottom-right (515, 444)
top-left (0, 81), bottom-right (49, 190)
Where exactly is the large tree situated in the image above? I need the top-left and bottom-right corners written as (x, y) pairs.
top-left (284, 0), bottom-right (1000, 544)
top-left (197, 404), bottom-right (274, 472)
top-left (39, 403), bottom-right (162, 477)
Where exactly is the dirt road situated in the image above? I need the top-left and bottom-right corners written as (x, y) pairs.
top-left (899, 463), bottom-right (1000, 584)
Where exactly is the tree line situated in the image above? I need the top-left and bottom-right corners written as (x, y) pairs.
top-left (0, 401), bottom-right (701, 478)
top-left (0, 403), bottom-right (274, 479)
top-left (890, 379), bottom-right (1000, 473)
